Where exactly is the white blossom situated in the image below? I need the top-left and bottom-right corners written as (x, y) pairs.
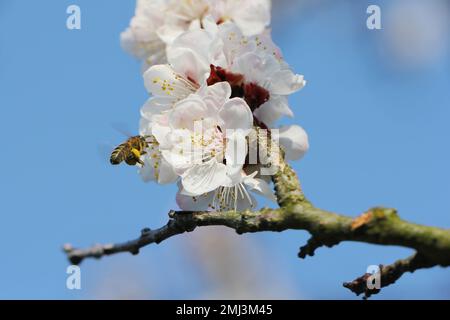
top-left (278, 125), bottom-right (309, 161)
top-left (124, 1), bottom-right (309, 212)
top-left (121, 0), bottom-right (272, 71)
top-left (167, 20), bottom-right (306, 127)
top-left (121, 0), bottom-right (168, 69)
top-left (138, 117), bottom-right (178, 184)
top-left (143, 82), bottom-right (252, 193)
top-left (176, 171), bottom-right (276, 211)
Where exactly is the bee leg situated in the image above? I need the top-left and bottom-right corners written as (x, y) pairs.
top-left (131, 148), bottom-right (141, 159)
top-left (131, 148), bottom-right (145, 166)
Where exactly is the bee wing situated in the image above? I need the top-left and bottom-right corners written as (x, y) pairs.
top-left (111, 122), bottom-right (135, 138)
top-left (97, 141), bottom-right (117, 165)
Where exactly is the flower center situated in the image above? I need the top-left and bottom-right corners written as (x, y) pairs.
top-left (206, 65), bottom-right (270, 112)
top-left (243, 82), bottom-right (270, 112)
top-left (207, 184), bottom-right (254, 211)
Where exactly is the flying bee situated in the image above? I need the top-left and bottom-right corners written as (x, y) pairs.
top-left (110, 135), bottom-right (154, 166)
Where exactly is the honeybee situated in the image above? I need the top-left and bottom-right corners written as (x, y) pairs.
top-left (110, 135), bottom-right (153, 166)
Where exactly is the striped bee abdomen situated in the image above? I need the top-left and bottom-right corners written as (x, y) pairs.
top-left (110, 143), bottom-right (131, 165)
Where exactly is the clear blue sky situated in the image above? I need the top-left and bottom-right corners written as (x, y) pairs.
top-left (0, 0), bottom-right (449, 299)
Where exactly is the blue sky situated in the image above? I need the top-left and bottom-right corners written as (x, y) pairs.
top-left (0, 0), bottom-right (449, 299)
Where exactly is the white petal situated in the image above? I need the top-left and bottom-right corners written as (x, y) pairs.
top-left (200, 14), bottom-right (219, 35)
top-left (269, 70), bottom-right (306, 95)
top-left (225, 131), bottom-right (247, 181)
top-left (181, 160), bottom-right (229, 195)
top-left (161, 148), bottom-right (192, 175)
top-left (156, 23), bottom-right (185, 45)
top-left (217, 22), bottom-right (256, 65)
top-left (140, 97), bottom-right (172, 121)
top-left (120, 28), bottom-right (141, 57)
top-left (139, 147), bottom-right (177, 185)
top-left (232, 52), bottom-right (278, 84)
top-left (243, 177), bottom-right (277, 202)
top-left (120, 1), bottom-right (167, 68)
top-left (169, 95), bottom-right (211, 130)
top-left (228, 0), bottom-right (271, 36)
top-left (120, 27), bottom-right (166, 65)
top-left (219, 98), bottom-right (253, 131)
top-left (157, 157), bottom-right (178, 184)
top-left (130, 0), bottom-right (165, 40)
top-left (139, 117), bottom-right (152, 137)
top-left (143, 64), bottom-right (195, 98)
top-left (169, 48), bottom-right (211, 85)
top-left (278, 125), bottom-right (310, 160)
top-left (168, 29), bottom-right (213, 56)
top-left (176, 188), bottom-right (215, 211)
top-left (198, 82), bottom-right (232, 111)
top-left (167, 29), bottom-right (214, 82)
top-left (253, 95), bottom-right (293, 126)
top-left (256, 29), bottom-right (283, 59)
top-left (152, 122), bottom-right (172, 149)
top-left (139, 155), bottom-right (158, 183)
top-left (188, 19), bottom-right (202, 31)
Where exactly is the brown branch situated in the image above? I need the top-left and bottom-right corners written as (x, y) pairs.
top-left (64, 207), bottom-right (288, 265)
top-left (343, 253), bottom-right (436, 299)
top-left (63, 161), bottom-right (450, 298)
top-left (64, 213), bottom-right (193, 265)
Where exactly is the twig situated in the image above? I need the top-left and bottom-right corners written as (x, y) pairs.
top-left (343, 253), bottom-right (436, 299)
top-left (63, 161), bottom-right (450, 297)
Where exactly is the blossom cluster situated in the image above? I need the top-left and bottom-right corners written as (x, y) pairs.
top-left (121, 0), bottom-right (309, 211)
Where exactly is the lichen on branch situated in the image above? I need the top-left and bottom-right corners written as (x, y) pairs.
top-left (63, 159), bottom-right (450, 298)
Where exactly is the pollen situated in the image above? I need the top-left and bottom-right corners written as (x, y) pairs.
top-left (152, 78), bottom-right (175, 95)
top-left (228, 32), bottom-right (236, 41)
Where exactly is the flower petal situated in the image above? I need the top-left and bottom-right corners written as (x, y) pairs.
top-left (217, 22), bottom-right (256, 65)
top-left (143, 64), bottom-right (195, 98)
top-left (227, 0), bottom-right (271, 36)
top-left (157, 157), bottom-right (179, 184)
top-left (152, 122), bottom-right (172, 149)
top-left (181, 160), bottom-right (229, 195)
top-left (161, 147), bottom-right (192, 175)
top-left (176, 187), bottom-right (215, 211)
top-left (225, 131), bottom-right (247, 181)
top-left (219, 98), bottom-right (253, 131)
top-left (167, 29), bottom-right (216, 82)
top-left (156, 23), bottom-right (185, 45)
top-left (269, 69), bottom-right (306, 95)
top-left (139, 117), bottom-right (152, 137)
top-left (278, 125), bottom-right (310, 160)
top-left (139, 155), bottom-right (159, 183)
top-left (243, 176), bottom-right (277, 202)
top-left (253, 95), bottom-right (293, 126)
top-left (140, 97), bottom-right (172, 122)
top-left (139, 155), bottom-right (172, 184)
top-left (169, 95), bottom-right (211, 130)
top-left (198, 82), bottom-right (232, 111)
top-left (232, 52), bottom-right (278, 84)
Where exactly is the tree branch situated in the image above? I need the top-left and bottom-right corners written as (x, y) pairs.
top-left (343, 253), bottom-right (436, 299)
top-left (63, 208), bottom-right (285, 265)
top-left (63, 161), bottom-right (450, 297)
